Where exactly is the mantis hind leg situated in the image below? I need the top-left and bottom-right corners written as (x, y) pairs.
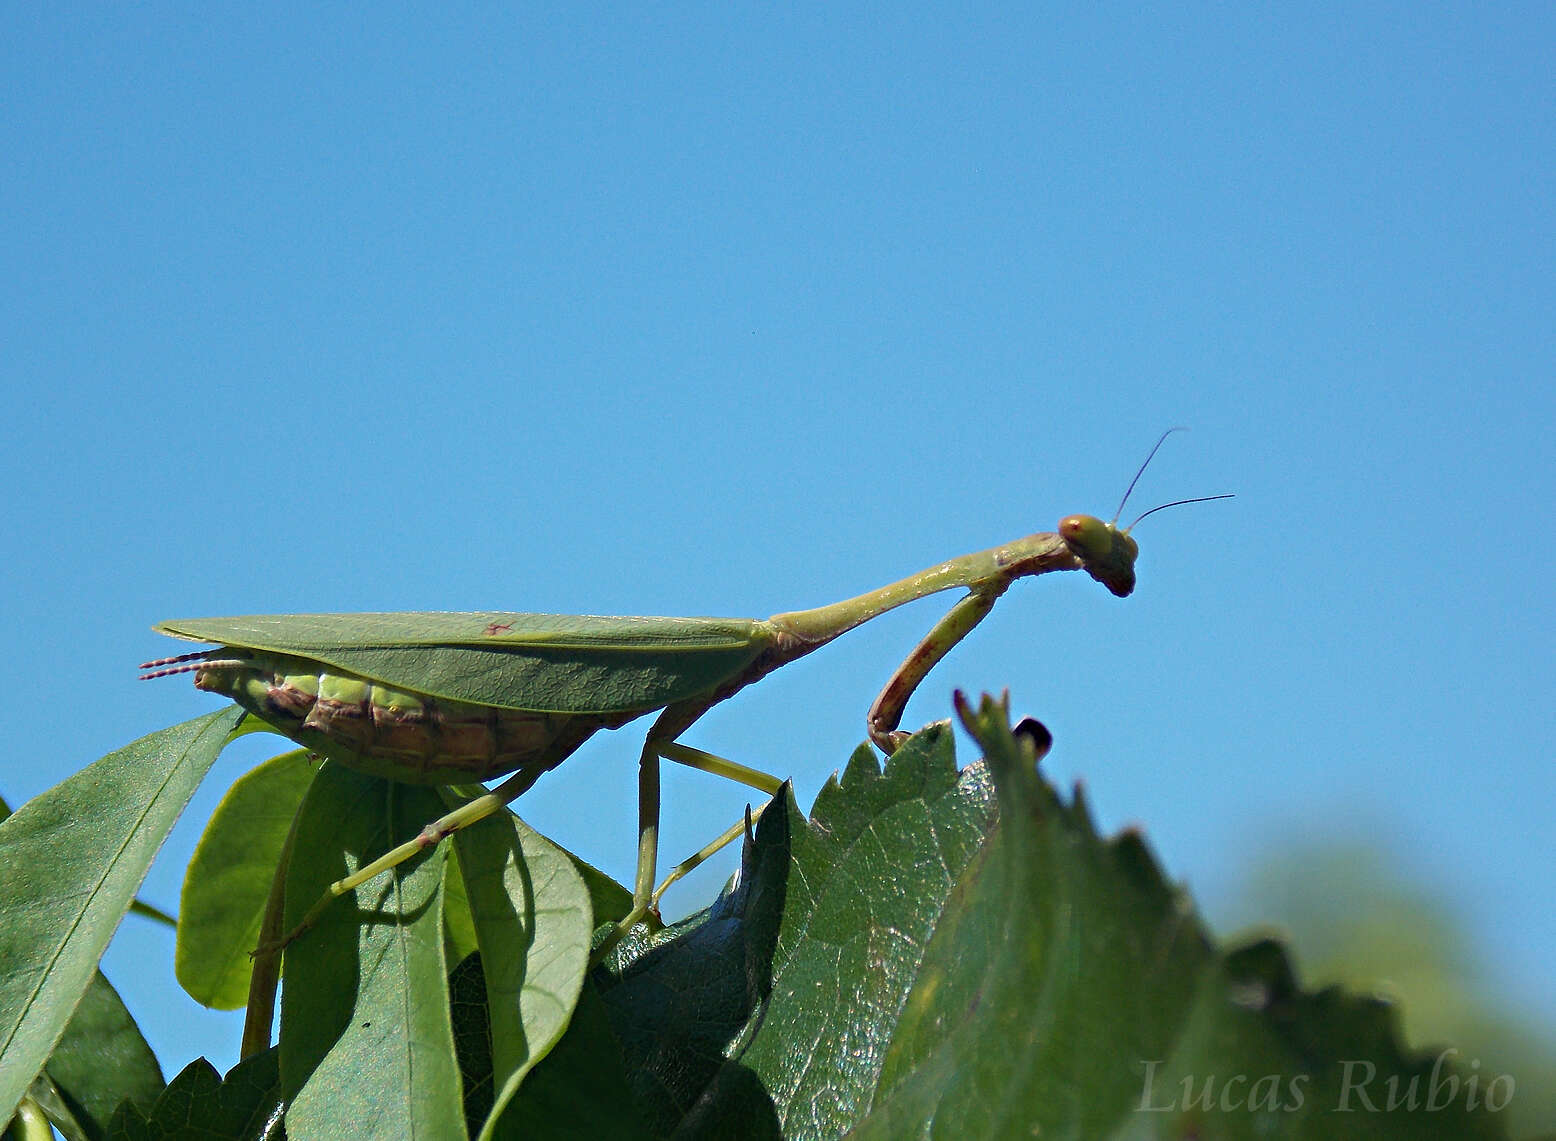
top-left (242, 764), bottom-right (551, 1055)
top-left (260, 764), bottom-right (549, 955)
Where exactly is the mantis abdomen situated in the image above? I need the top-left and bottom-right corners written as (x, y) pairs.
top-left (147, 651), bottom-right (627, 785)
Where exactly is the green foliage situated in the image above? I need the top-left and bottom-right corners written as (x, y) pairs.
top-left (19, 973), bottom-right (163, 1141)
top-left (0, 712), bottom-right (239, 1129)
top-left (0, 701), bottom-right (1526, 1139)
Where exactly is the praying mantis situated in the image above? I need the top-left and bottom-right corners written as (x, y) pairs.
top-left (142, 430), bottom-right (1229, 960)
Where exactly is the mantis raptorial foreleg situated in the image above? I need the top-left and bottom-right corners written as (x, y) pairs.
top-left (868, 584), bottom-right (1006, 754)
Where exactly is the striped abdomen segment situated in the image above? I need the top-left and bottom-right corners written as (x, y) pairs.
top-left (190, 652), bottom-right (593, 785)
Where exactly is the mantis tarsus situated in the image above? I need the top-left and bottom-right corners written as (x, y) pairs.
top-left (142, 429), bottom-right (1229, 977)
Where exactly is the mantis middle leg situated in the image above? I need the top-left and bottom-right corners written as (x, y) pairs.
top-left (598, 704), bottom-right (784, 962)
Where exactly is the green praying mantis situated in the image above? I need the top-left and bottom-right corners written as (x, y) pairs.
top-left (141, 430), bottom-right (1229, 964)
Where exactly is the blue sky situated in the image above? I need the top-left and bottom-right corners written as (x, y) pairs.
top-left (3, 5), bottom-right (1551, 1078)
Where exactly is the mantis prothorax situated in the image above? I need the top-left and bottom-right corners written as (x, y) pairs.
top-left (142, 429), bottom-right (1230, 970)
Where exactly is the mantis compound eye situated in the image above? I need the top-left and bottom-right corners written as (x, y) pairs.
top-left (1059, 514), bottom-right (1110, 560)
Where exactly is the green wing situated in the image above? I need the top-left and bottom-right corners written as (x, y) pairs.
top-left (153, 612), bottom-right (774, 715)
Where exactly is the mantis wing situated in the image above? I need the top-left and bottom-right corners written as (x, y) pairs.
top-left (154, 612), bottom-right (774, 715)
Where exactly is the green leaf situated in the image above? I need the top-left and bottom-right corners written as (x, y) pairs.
top-left (714, 723), bottom-right (995, 1139)
top-left (479, 980), bottom-right (653, 1141)
top-left (277, 763), bottom-right (463, 1139)
top-left (561, 849), bottom-right (634, 931)
top-left (587, 796), bottom-right (792, 1139)
top-left (448, 953), bottom-right (495, 1133)
top-left (27, 970), bottom-right (163, 1141)
top-left (438, 782), bottom-right (630, 968)
top-left (104, 1052), bottom-right (283, 1141)
top-left (448, 800), bottom-right (591, 1139)
top-left (442, 843), bottom-right (480, 968)
top-left (489, 792), bottom-right (789, 1139)
top-left (0, 710), bottom-right (240, 1126)
top-left (176, 750), bottom-right (315, 1010)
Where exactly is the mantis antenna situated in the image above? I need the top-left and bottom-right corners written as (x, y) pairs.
top-left (1111, 427), bottom-right (1233, 530)
top-left (1111, 427), bottom-right (1187, 524)
top-left (1127, 494), bottom-right (1236, 530)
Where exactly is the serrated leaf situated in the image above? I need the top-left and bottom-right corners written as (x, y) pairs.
top-left (0, 711), bottom-right (240, 1126)
top-left (567, 700), bottom-right (1512, 1140)
top-left (104, 1052), bottom-right (283, 1141)
top-left (589, 796), bottom-right (791, 1138)
top-left (177, 750), bottom-right (315, 1009)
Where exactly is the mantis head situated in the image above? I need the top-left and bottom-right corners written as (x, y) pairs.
top-left (1059, 429), bottom-right (1234, 598)
top-left (1059, 515), bottom-right (1139, 597)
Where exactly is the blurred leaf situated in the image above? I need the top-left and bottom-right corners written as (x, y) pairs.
top-left (0, 711), bottom-right (240, 1126)
top-left (1231, 842), bottom-right (1556, 1136)
top-left (176, 750), bottom-right (315, 1010)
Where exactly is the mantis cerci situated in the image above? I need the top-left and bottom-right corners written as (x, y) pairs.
top-left (141, 430), bottom-right (1229, 971)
